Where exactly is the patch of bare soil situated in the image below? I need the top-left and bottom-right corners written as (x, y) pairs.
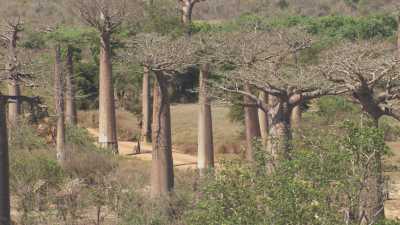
top-left (86, 128), bottom-right (198, 170)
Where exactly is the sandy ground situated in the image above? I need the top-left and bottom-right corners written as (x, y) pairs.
top-left (86, 128), bottom-right (198, 170)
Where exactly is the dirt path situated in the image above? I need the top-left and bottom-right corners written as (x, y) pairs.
top-left (86, 128), bottom-right (198, 169)
top-left (384, 142), bottom-right (400, 220)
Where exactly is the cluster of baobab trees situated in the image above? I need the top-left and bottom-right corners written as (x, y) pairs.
top-left (133, 30), bottom-right (400, 224)
top-left (0, 0), bottom-right (399, 225)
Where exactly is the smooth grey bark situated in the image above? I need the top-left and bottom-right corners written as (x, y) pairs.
top-left (258, 91), bottom-right (269, 146)
top-left (6, 27), bottom-right (21, 126)
top-left (7, 80), bottom-right (21, 125)
top-left (65, 46), bottom-right (78, 125)
top-left (291, 105), bottom-right (302, 129)
top-left (141, 66), bottom-right (152, 144)
top-left (98, 32), bottom-right (118, 153)
top-left (54, 45), bottom-right (66, 164)
top-left (197, 64), bottom-right (214, 174)
top-left (181, 1), bottom-right (194, 26)
top-left (243, 84), bottom-right (261, 161)
top-left (266, 95), bottom-right (292, 162)
top-left (0, 97), bottom-right (10, 225)
top-left (150, 72), bottom-right (174, 198)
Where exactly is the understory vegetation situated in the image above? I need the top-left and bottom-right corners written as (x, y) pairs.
top-left (2, 0), bottom-right (400, 224)
top-left (8, 104), bottom-right (400, 224)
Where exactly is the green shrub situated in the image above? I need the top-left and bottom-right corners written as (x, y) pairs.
top-left (10, 150), bottom-right (65, 224)
top-left (9, 120), bottom-right (47, 151)
top-left (316, 96), bottom-right (359, 123)
top-left (66, 125), bottom-right (97, 150)
top-left (185, 122), bottom-right (389, 225)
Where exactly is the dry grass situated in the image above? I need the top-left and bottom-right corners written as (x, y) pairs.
top-left (78, 104), bottom-right (243, 154)
top-left (171, 104), bottom-right (243, 155)
top-left (78, 109), bottom-right (140, 141)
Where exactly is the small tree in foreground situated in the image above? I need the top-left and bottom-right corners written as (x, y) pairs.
top-left (322, 41), bottom-right (400, 224)
top-left (184, 123), bottom-right (391, 225)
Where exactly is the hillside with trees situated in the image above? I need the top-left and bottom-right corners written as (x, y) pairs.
top-left (0, 0), bottom-right (400, 224)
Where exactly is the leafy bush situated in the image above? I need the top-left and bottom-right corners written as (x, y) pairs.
top-left (185, 122), bottom-right (389, 225)
top-left (8, 120), bottom-right (48, 151)
top-left (10, 150), bottom-right (64, 224)
top-left (244, 14), bottom-right (397, 40)
top-left (316, 96), bottom-right (359, 123)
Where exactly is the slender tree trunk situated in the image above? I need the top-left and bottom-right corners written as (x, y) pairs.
top-left (151, 72), bottom-right (174, 198)
top-left (98, 32), bottom-right (118, 153)
top-left (0, 97), bottom-right (10, 225)
top-left (197, 64), bottom-right (214, 174)
top-left (65, 46), bottom-right (78, 125)
top-left (267, 95), bottom-right (292, 162)
top-left (291, 105), bottom-right (302, 129)
top-left (181, 1), bottom-right (194, 26)
top-left (244, 84), bottom-right (261, 161)
top-left (7, 33), bottom-right (20, 126)
top-left (7, 80), bottom-right (21, 125)
top-left (141, 66), bottom-right (152, 144)
top-left (258, 91), bottom-right (269, 146)
top-left (54, 45), bottom-right (66, 164)
top-left (359, 118), bottom-right (385, 224)
top-left (397, 14), bottom-right (400, 58)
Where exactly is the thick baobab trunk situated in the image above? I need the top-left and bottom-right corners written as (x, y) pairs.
top-left (359, 118), bottom-right (385, 224)
top-left (267, 95), bottom-right (292, 161)
top-left (0, 97), bottom-right (10, 225)
top-left (291, 105), bottom-right (302, 129)
top-left (258, 91), bottom-right (269, 146)
top-left (141, 66), bottom-right (152, 144)
top-left (65, 46), bottom-right (77, 125)
top-left (244, 84), bottom-right (261, 161)
top-left (151, 72), bottom-right (174, 198)
top-left (197, 64), bottom-right (214, 173)
top-left (98, 32), bottom-right (118, 152)
top-left (54, 45), bottom-right (66, 163)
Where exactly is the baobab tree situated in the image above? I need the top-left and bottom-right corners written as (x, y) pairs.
top-left (0, 92), bottom-right (41, 225)
top-left (216, 30), bottom-right (345, 162)
top-left (73, 0), bottom-right (128, 152)
top-left (136, 34), bottom-right (196, 197)
top-left (258, 91), bottom-right (269, 145)
top-left (197, 63), bottom-right (214, 173)
top-left (214, 31), bottom-right (270, 160)
top-left (54, 44), bottom-right (66, 164)
top-left (178, 0), bottom-right (206, 26)
top-left (141, 66), bottom-right (152, 144)
top-left (49, 26), bottom-right (90, 125)
top-left (0, 18), bottom-right (23, 126)
top-left (321, 41), bottom-right (400, 224)
top-left (194, 34), bottom-right (222, 173)
top-left (65, 46), bottom-right (78, 125)
top-left (0, 95), bottom-right (10, 225)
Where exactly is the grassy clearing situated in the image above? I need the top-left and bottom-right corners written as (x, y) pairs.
top-left (78, 104), bottom-right (243, 154)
